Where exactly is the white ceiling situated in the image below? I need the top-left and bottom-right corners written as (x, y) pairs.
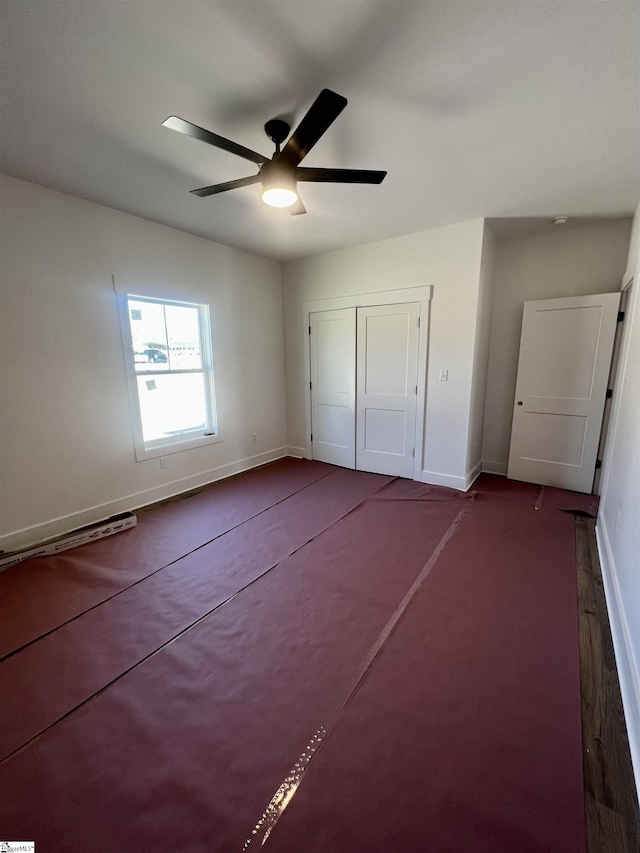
top-left (2, 1), bottom-right (639, 262)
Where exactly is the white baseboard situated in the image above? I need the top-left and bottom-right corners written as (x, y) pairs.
top-left (287, 446), bottom-right (308, 459)
top-left (595, 517), bottom-right (640, 801)
top-left (0, 447), bottom-right (290, 555)
top-left (465, 462), bottom-right (483, 490)
top-left (421, 462), bottom-right (482, 493)
top-left (421, 469), bottom-right (467, 491)
top-left (482, 460), bottom-right (508, 476)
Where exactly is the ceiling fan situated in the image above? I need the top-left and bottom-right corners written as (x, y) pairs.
top-left (162, 89), bottom-right (387, 215)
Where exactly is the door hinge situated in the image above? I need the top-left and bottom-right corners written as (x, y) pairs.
top-left (415, 385), bottom-right (418, 394)
top-left (595, 459), bottom-right (602, 469)
top-left (310, 433), bottom-right (313, 442)
top-left (606, 387), bottom-right (613, 399)
top-left (309, 325), bottom-right (311, 334)
top-left (310, 381), bottom-right (312, 390)
top-left (418, 317), bottom-right (421, 328)
top-left (618, 311), bottom-right (625, 322)
top-left (412, 448), bottom-right (415, 458)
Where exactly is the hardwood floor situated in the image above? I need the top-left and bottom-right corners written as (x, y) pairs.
top-left (576, 515), bottom-right (640, 852)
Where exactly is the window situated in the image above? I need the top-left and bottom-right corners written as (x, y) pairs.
top-left (119, 294), bottom-right (219, 460)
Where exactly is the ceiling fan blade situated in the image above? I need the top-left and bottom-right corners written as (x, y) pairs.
top-left (289, 195), bottom-right (307, 216)
top-left (277, 89), bottom-right (347, 168)
top-left (190, 174), bottom-right (260, 197)
top-left (296, 167), bottom-right (387, 184)
top-left (163, 116), bottom-right (268, 166)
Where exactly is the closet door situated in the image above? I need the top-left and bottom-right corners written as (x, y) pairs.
top-left (310, 308), bottom-right (356, 468)
top-left (356, 303), bottom-right (420, 477)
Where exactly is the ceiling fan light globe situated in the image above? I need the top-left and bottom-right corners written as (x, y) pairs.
top-left (262, 187), bottom-right (298, 208)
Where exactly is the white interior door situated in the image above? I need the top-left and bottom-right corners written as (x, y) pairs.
top-left (507, 292), bottom-right (621, 492)
top-left (310, 308), bottom-right (356, 468)
top-left (356, 303), bottom-right (420, 478)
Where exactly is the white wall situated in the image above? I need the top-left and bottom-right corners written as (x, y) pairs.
top-left (482, 220), bottom-right (632, 474)
top-left (282, 219), bottom-right (486, 489)
top-left (465, 222), bottom-right (496, 479)
top-left (597, 203), bottom-right (640, 795)
top-left (0, 176), bottom-right (287, 551)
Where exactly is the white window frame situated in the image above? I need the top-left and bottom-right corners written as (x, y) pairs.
top-left (117, 290), bottom-right (221, 462)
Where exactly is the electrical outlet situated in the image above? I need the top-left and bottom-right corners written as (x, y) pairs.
top-left (160, 457), bottom-right (169, 469)
top-left (439, 370), bottom-right (448, 382)
top-left (251, 433), bottom-right (258, 444)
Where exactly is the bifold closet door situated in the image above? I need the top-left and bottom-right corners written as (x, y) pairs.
top-left (356, 303), bottom-right (420, 478)
top-left (310, 308), bottom-right (356, 468)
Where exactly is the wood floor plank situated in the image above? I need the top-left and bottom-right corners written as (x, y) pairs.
top-left (576, 516), bottom-right (640, 853)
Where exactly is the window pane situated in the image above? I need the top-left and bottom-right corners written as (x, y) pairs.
top-left (136, 373), bottom-right (208, 442)
top-left (128, 299), bottom-right (169, 371)
top-left (165, 304), bottom-right (203, 370)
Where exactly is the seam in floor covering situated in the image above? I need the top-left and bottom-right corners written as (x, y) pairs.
top-left (0, 467), bottom-right (338, 664)
top-left (0, 475), bottom-right (397, 766)
top-left (367, 491), bottom-right (476, 504)
top-left (242, 508), bottom-right (467, 850)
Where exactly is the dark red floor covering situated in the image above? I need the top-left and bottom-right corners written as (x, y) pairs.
top-left (0, 457), bottom-right (333, 657)
top-left (473, 471), bottom-right (599, 516)
top-left (0, 467), bottom-right (392, 759)
top-left (267, 491), bottom-right (585, 853)
top-left (0, 472), bottom-right (588, 852)
top-left (0, 480), bottom-right (469, 850)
